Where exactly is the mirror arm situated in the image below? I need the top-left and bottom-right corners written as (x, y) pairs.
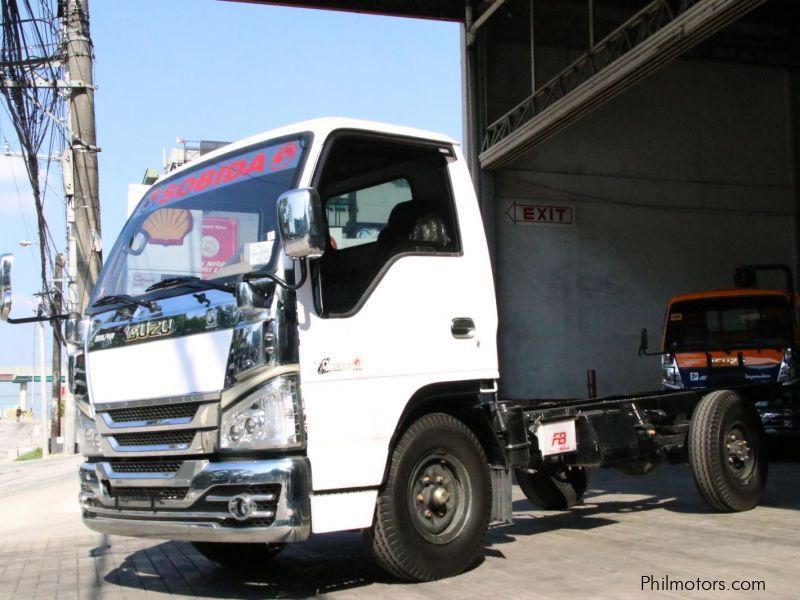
top-left (241, 259), bottom-right (308, 292)
top-left (639, 347), bottom-right (668, 357)
top-left (6, 312), bottom-right (69, 325)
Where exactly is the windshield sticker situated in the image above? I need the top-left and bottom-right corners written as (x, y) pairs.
top-left (201, 217), bottom-right (239, 277)
top-left (142, 208), bottom-right (193, 246)
top-left (128, 271), bottom-right (161, 296)
top-left (140, 140), bottom-right (301, 213)
top-left (271, 142), bottom-right (299, 170)
top-left (245, 240), bottom-right (274, 265)
top-left (670, 313), bottom-right (683, 321)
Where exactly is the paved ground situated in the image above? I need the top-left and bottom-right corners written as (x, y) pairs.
top-left (0, 441), bottom-right (798, 599)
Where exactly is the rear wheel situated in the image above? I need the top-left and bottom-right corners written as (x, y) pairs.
top-left (191, 542), bottom-right (284, 568)
top-left (366, 413), bottom-right (491, 582)
top-left (515, 466), bottom-right (588, 510)
top-left (688, 389), bottom-right (767, 512)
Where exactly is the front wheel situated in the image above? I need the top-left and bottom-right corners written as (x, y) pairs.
top-left (366, 413), bottom-right (491, 582)
top-left (688, 389), bottom-right (767, 512)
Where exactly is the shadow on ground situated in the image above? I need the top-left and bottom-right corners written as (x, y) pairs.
top-left (98, 447), bottom-right (799, 598)
top-left (99, 531), bottom-right (392, 599)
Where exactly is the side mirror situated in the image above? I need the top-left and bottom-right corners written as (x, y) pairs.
top-left (0, 253), bottom-right (13, 322)
top-left (277, 188), bottom-right (326, 260)
top-left (638, 328), bottom-right (649, 357)
top-left (63, 312), bottom-right (84, 346)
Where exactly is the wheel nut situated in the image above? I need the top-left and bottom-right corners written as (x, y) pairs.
top-left (424, 510), bottom-right (432, 519)
top-left (422, 476), bottom-right (430, 485)
top-left (436, 476), bottom-right (444, 483)
top-left (417, 494), bottom-right (425, 503)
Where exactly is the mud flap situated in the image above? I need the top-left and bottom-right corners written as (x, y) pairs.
top-left (490, 466), bottom-right (513, 524)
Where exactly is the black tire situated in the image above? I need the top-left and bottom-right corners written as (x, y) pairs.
top-left (191, 542), bottom-right (284, 568)
top-left (515, 466), bottom-right (588, 510)
top-left (688, 389), bottom-right (767, 512)
top-left (366, 413), bottom-right (491, 582)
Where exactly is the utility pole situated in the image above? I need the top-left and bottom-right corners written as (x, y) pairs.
top-left (39, 317), bottom-right (48, 457)
top-left (63, 0), bottom-right (100, 454)
top-left (64, 0), bottom-right (101, 312)
top-left (51, 254), bottom-right (63, 444)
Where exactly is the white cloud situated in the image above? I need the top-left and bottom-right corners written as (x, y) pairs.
top-left (0, 155), bottom-right (64, 218)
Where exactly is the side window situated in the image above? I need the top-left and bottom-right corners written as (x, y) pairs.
top-left (315, 134), bottom-right (460, 316)
top-left (326, 179), bottom-right (411, 249)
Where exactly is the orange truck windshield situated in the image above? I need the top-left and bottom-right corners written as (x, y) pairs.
top-left (665, 295), bottom-right (791, 352)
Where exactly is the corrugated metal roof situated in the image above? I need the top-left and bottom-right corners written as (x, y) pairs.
top-left (223, 0), bottom-right (467, 21)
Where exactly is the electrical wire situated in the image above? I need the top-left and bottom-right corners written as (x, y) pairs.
top-left (0, 0), bottom-right (67, 322)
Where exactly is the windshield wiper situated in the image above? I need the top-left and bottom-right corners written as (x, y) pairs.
top-left (93, 294), bottom-right (159, 312)
top-left (145, 276), bottom-right (232, 293)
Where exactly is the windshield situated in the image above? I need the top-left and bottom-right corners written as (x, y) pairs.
top-left (93, 135), bottom-right (308, 303)
top-left (665, 295), bottom-right (791, 352)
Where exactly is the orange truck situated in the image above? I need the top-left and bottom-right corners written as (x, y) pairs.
top-left (642, 265), bottom-right (799, 435)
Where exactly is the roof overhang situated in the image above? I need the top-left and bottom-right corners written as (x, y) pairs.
top-left (222, 0), bottom-right (466, 22)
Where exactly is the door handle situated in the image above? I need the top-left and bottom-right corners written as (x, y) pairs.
top-left (451, 318), bottom-right (475, 339)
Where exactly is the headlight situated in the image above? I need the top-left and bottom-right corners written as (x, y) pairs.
top-left (220, 374), bottom-right (305, 451)
top-left (78, 409), bottom-right (102, 457)
top-left (777, 348), bottom-right (794, 382)
top-left (662, 354), bottom-right (684, 389)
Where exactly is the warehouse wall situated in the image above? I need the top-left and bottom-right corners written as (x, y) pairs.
top-left (492, 59), bottom-right (797, 399)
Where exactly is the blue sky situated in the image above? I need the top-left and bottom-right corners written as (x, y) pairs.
top-left (0, 0), bottom-right (462, 408)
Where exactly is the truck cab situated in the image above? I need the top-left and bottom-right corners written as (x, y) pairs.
top-left (55, 119), bottom-right (499, 579)
top-left (657, 266), bottom-right (799, 434)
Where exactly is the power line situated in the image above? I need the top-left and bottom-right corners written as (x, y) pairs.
top-left (0, 0), bottom-right (66, 319)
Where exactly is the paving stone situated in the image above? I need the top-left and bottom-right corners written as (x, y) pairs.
top-left (1, 453), bottom-right (799, 598)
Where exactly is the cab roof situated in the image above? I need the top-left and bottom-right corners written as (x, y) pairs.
top-left (161, 117), bottom-right (458, 182)
top-left (668, 288), bottom-right (791, 305)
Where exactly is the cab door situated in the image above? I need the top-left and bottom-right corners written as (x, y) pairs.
top-left (295, 131), bottom-right (498, 498)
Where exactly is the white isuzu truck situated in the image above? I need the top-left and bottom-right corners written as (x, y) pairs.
top-left (0, 119), bottom-right (775, 581)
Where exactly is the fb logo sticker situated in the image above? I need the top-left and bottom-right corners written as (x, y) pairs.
top-left (536, 420), bottom-right (577, 456)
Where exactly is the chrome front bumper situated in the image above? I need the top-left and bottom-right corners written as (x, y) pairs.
top-left (79, 457), bottom-right (311, 543)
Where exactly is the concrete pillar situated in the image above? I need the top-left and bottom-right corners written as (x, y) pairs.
top-left (791, 38), bottom-right (800, 286)
top-left (18, 381), bottom-right (27, 412)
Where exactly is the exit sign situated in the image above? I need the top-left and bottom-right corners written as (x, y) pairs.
top-left (506, 202), bottom-right (574, 226)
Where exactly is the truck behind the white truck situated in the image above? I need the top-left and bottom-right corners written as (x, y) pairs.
top-left (0, 119), bottom-right (776, 581)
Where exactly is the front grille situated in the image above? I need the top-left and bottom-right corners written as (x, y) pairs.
top-left (106, 403), bottom-right (200, 423)
top-left (106, 485), bottom-right (188, 502)
top-left (111, 430), bottom-right (196, 447)
top-left (109, 461), bottom-right (183, 473)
